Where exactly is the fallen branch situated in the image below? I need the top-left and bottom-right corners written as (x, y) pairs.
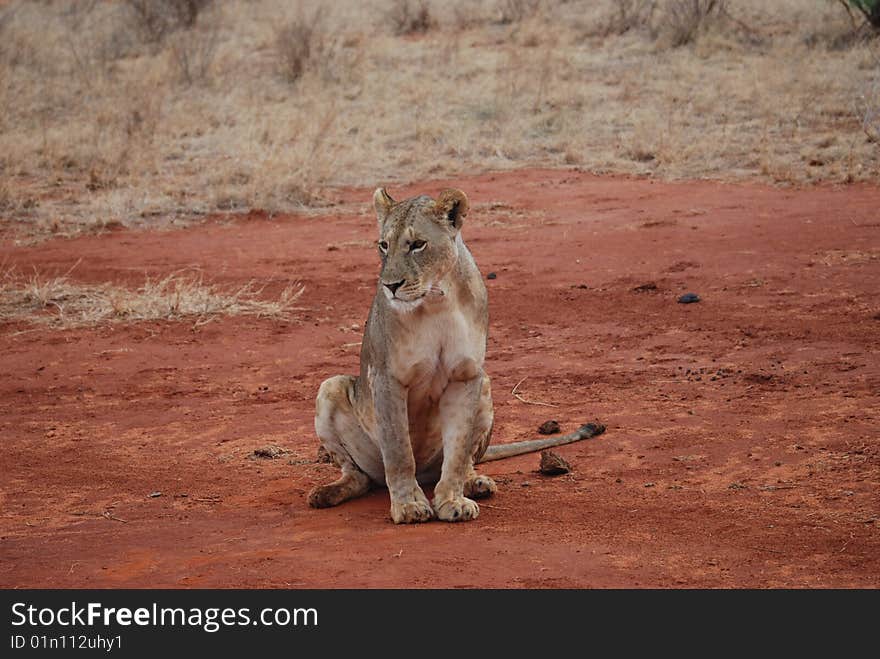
top-left (102, 511), bottom-right (128, 523)
top-left (511, 376), bottom-right (558, 408)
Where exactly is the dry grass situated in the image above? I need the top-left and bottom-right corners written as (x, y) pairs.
top-left (276, 12), bottom-right (325, 84)
top-left (0, 269), bottom-right (304, 328)
top-left (387, 0), bottom-right (435, 35)
top-left (860, 54), bottom-right (880, 140)
top-left (0, 0), bottom-right (878, 240)
top-left (601, 0), bottom-right (657, 37)
top-left (122, 0), bottom-right (215, 44)
top-left (661, 0), bottom-right (728, 48)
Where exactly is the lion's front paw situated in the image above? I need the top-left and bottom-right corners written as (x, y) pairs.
top-left (433, 496), bottom-right (479, 522)
top-left (390, 490), bottom-right (434, 524)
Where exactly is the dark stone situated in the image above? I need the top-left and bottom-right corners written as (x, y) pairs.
top-left (538, 419), bottom-right (561, 435)
top-left (540, 450), bottom-right (571, 476)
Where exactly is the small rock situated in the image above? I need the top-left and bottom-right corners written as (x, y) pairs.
top-left (678, 292), bottom-right (701, 304)
top-left (539, 450), bottom-right (571, 476)
top-left (316, 445), bottom-right (333, 463)
top-left (633, 282), bottom-right (658, 292)
top-left (538, 420), bottom-right (561, 435)
top-left (148, 491), bottom-right (162, 498)
top-left (521, 481), bottom-right (531, 487)
top-left (251, 445), bottom-right (289, 459)
top-left (643, 482), bottom-right (655, 488)
top-left (487, 272), bottom-right (497, 280)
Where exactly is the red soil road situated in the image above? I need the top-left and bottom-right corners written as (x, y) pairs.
top-left (1, 169), bottom-right (878, 588)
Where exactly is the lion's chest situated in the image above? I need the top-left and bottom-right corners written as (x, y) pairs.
top-left (392, 308), bottom-right (482, 386)
top-left (390, 307), bottom-right (484, 441)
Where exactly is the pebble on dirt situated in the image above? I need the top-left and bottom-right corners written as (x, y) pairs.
top-left (678, 292), bottom-right (701, 304)
top-left (148, 491), bottom-right (162, 498)
top-left (487, 272), bottom-right (497, 279)
top-left (539, 450), bottom-right (571, 476)
top-left (633, 282), bottom-right (658, 292)
top-left (538, 419), bottom-right (561, 435)
top-left (316, 445), bottom-right (333, 463)
top-left (250, 445), bottom-right (289, 459)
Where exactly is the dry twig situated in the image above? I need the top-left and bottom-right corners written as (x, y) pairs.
top-left (511, 376), bottom-right (558, 408)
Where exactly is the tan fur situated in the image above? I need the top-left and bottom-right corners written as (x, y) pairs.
top-left (309, 187), bottom-right (496, 523)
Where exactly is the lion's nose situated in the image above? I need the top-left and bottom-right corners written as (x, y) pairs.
top-left (383, 280), bottom-right (405, 295)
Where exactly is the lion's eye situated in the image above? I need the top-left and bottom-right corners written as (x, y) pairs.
top-left (410, 240), bottom-right (427, 252)
top-left (378, 241), bottom-right (389, 253)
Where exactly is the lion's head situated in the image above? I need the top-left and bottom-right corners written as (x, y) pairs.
top-left (372, 187), bottom-right (469, 310)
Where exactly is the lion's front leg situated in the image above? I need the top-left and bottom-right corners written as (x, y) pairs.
top-left (374, 376), bottom-right (434, 524)
top-left (433, 375), bottom-right (483, 522)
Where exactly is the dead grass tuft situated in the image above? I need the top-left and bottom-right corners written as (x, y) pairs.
top-left (168, 21), bottom-right (219, 85)
top-left (276, 11), bottom-right (325, 83)
top-left (387, 0), bottom-right (435, 36)
top-left (660, 0), bottom-right (727, 47)
top-left (861, 77), bottom-right (880, 142)
top-left (603, 0), bottom-right (657, 36)
top-left (0, 269), bottom-right (304, 328)
top-left (123, 0), bottom-right (214, 45)
top-left (495, 0), bottom-right (542, 25)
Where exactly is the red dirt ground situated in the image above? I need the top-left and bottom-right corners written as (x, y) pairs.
top-left (1, 169), bottom-right (878, 588)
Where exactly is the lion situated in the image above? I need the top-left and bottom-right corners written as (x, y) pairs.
top-left (308, 187), bottom-right (600, 523)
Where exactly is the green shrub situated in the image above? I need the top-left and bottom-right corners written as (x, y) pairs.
top-left (839, 0), bottom-right (880, 30)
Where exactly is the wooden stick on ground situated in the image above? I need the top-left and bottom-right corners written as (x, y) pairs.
top-left (511, 376), bottom-right (558, 408)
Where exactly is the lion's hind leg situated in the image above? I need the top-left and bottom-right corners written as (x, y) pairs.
top-left (308, 375), bottom-right (374, 509)
top-left (308, 468), bottom-right (371, 509)
top-left (463, 466), bottom-right (497, 500)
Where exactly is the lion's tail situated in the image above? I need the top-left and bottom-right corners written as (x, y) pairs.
top-left (477, 422), bottom-right (605, 463)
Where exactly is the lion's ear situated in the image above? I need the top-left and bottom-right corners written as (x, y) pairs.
top-left (373, 187), bottom-right (394, 225)
top-left (436, 188), bottom-right (468, 231)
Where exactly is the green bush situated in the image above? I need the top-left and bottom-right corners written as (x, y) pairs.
top-left (841, 0), bottom-right (880, 29)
